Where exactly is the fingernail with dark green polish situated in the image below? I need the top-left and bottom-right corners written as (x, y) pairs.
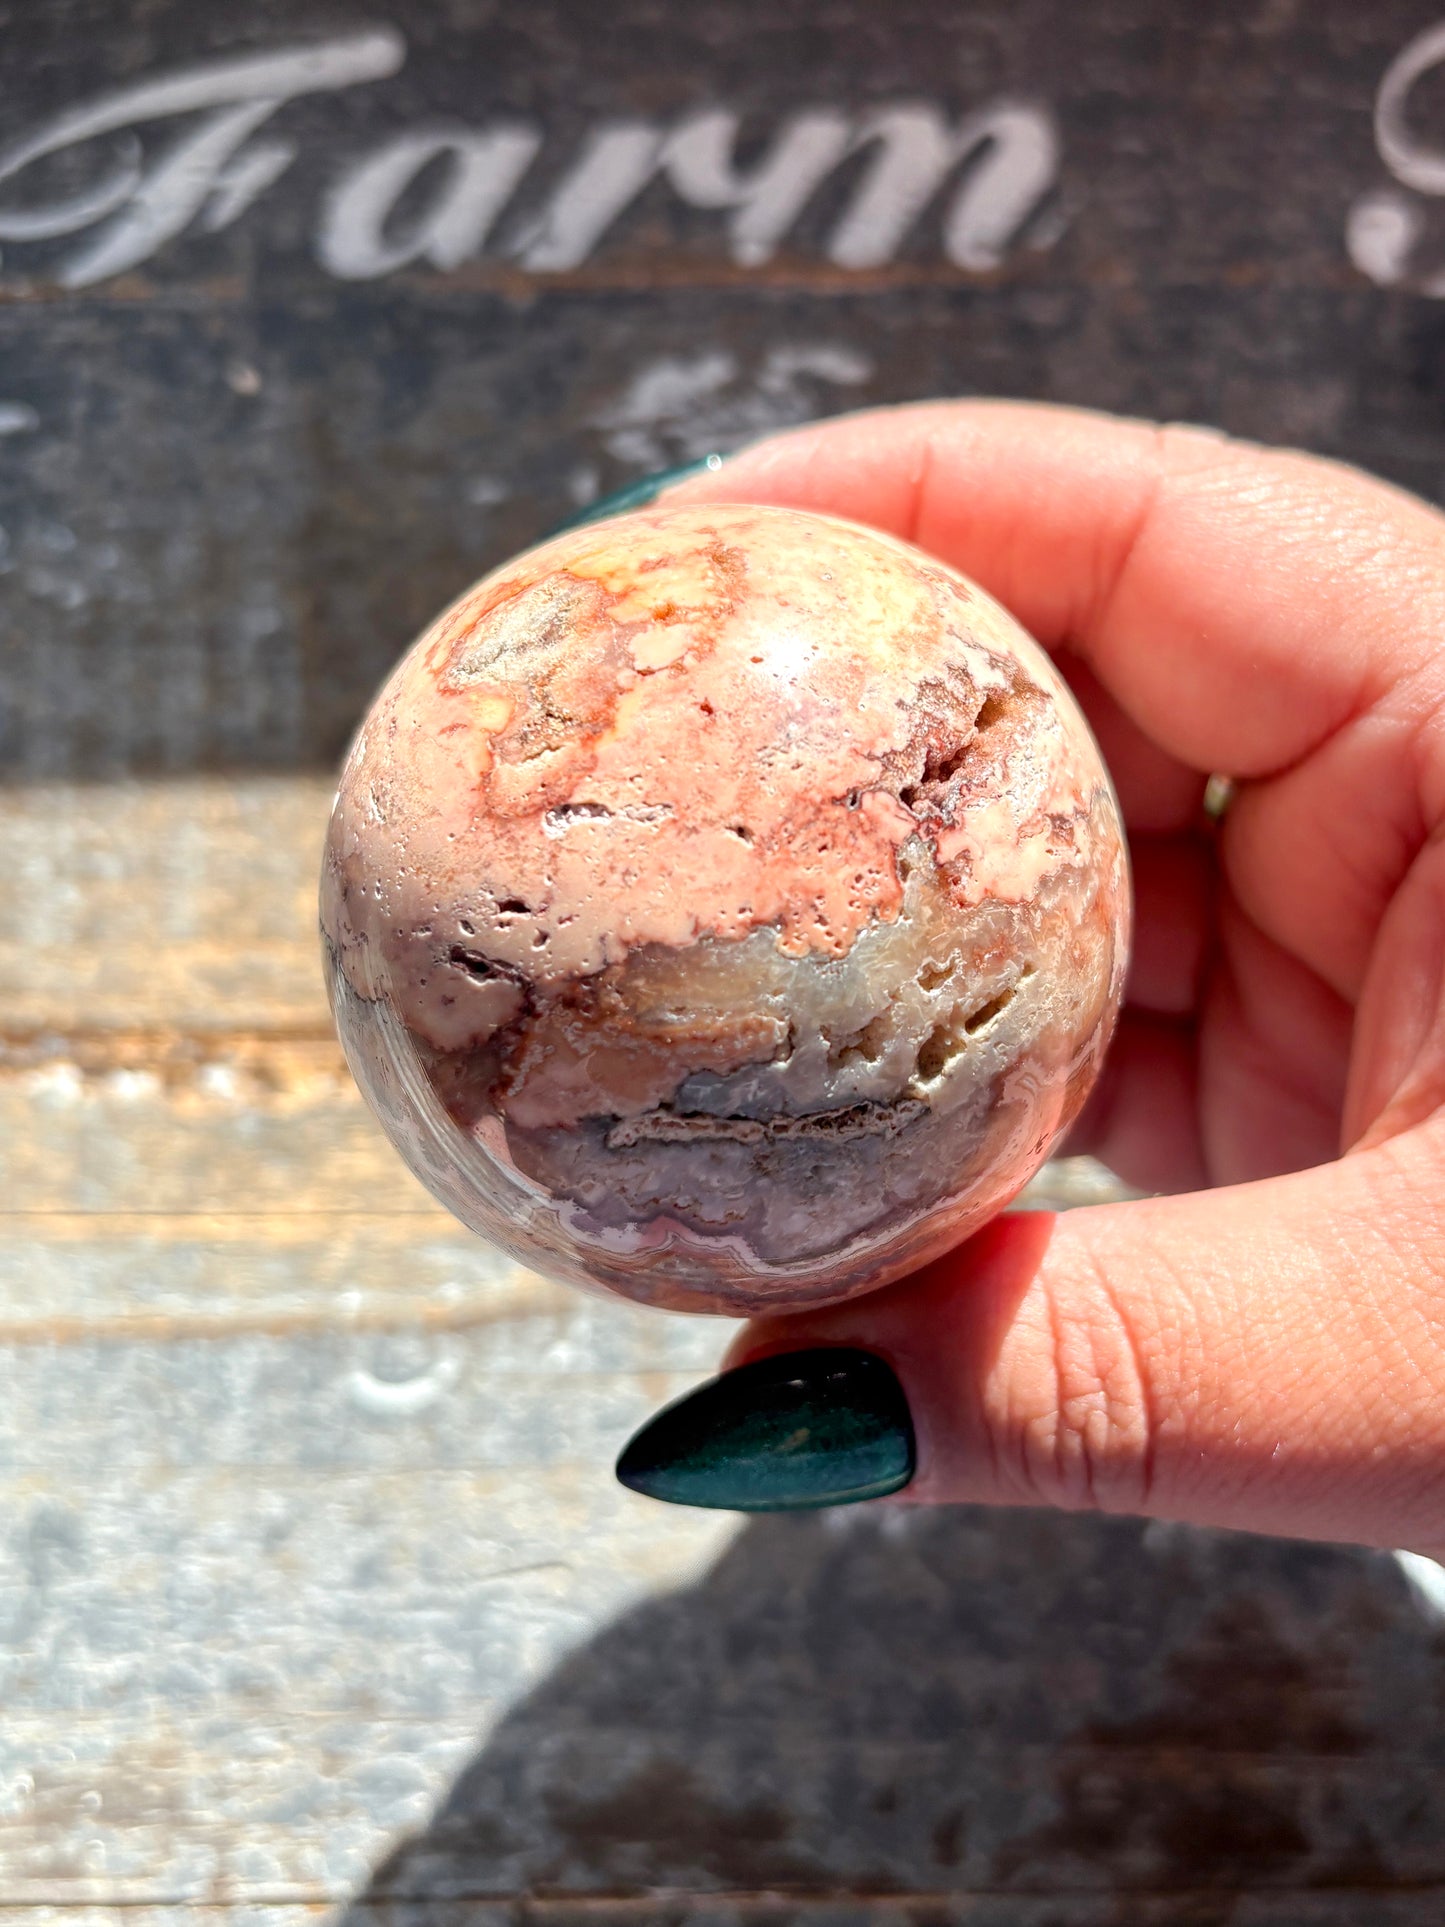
top-left (546, 452), bottom-right (727, 536)
top-left (616, 1347), bottom-right (915, 1512)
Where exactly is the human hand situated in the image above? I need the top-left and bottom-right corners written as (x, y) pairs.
top-left (616, 401), bottom-right (1445, 1553)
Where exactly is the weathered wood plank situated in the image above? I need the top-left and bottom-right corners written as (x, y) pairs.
top-left (0, 1309), bottom-right (737, 1903)
top-left (0, 1307), bottom-right (1441, 1911)
top-left (5, 1902), bottom-right (1445, 1926)
top-left (0, 781), bottom-right (333, 1037)
top-left (3, 1397), bottom-right (1443, 1907)
top-left (0, 1070), bottom-right (426, 1217)
top-left (5, 1903), bottom-right (1445, 1927)
top-left (0, 1217), bottom-right (533, 1338)
top-left (0, 2), bottom-right (1443, 781)
top-left (0, 1915), bottom-right (337, 1926)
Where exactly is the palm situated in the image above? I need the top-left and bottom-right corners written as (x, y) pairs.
top-left (1056, 650), bottom-right (1355, 1195)
top-left (687, 400), bottom-right (1445, 1555)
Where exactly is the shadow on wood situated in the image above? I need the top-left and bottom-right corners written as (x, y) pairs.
top-left (337, 1504), bottom-right (1445, 1923)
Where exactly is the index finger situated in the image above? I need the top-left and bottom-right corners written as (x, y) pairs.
top-left (669, 400), bottom-right (1445, 782)
top-left (669, 401), bottom-right (1445, 1003)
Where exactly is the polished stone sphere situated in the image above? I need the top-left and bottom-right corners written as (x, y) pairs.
top-left (320, 503), bottom-right (1130, 1314)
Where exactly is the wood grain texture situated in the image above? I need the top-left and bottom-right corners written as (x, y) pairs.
top-left (0, 781), bottom-right (332, 1036)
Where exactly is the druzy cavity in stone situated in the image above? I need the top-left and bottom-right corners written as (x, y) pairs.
top-left (320, 503), bottom-right (1130, 1314)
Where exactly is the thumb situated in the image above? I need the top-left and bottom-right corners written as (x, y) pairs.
top-left (622, 1125), bottom-right (1445, 1551)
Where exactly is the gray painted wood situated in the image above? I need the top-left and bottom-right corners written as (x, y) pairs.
top-left (5, 1387), bottom-right (1445, 1912)
top-left (1, 0), bottom-right (1445, 779)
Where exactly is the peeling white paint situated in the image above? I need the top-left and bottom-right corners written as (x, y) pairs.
top-left (591, 343), bottom-right (874, 469)
top-left (346, 1355), bottom-right (462, 1417)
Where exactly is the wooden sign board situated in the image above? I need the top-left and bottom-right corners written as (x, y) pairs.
top-left (3, 1), bottom-right (1445, 777)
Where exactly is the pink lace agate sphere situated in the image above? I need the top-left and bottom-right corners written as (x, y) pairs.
top-left (320, 503), bottom-right (1130, 1314)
